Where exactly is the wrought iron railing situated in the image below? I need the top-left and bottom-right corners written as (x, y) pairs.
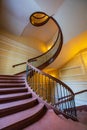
top-left (26, 63), bottom-right (77, 120)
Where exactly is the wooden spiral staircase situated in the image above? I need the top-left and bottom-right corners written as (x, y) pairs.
top-left (0, 14), bottom-right (87, 130)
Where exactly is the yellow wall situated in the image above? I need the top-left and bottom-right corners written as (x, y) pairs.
top-left (54, 31), bottom-right (87, 69)
top-left (0, 29), bottom-right (47, 52)
top-left (0, 30), bottom-right (47, 75)
top-left (45, 31), bottom-right (87, 106)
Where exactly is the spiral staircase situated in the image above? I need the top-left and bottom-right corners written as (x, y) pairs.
top-left (0, 14), bottom-right (87, 130)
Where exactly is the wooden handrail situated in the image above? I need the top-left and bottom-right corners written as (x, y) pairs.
top-left (12, 16), bottom-right (63, 71)
top-left (27, 62), bottom-right (74, 95)
top-left (26, 62), bottom-right (77, 120)
top-left (75, 89), bottom-right (87, 95)
top-left (12, 62), bottom-right (26, 67)
top-left (55, 96), bottom-right (74, 105)
top-left (12, 59), bottom-right (37, 68)
top-left (58, 89), bottom-right (87, 101)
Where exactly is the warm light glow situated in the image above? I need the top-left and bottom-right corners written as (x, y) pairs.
top-left (47, 45), bottom-right (52, 50)
top-left (82, 51), bottom-right (87, 67)
top-left (44, 69), bottom-right (58, 78)
top-left (57, 31), bottom-right (87, 69)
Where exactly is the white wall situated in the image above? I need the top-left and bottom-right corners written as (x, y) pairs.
top-left (54, 0), bottom-right (87, 44)
top-left (59, 49), bottom-right (87, 106)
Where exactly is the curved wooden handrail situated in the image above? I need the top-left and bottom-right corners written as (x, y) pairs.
top-left (12, 16), bottom-right (63, 71)
top-left (55, 96), bottom-right (74, 105)
top-left (29, 17), bottom-right (62, 60)
top-left (75, 89), bottom-right (87, 95)
top-left (26, 62), bottom-right (77, 120)
top-left (13, 62), bottom-right (26, 68)
top-left (12, 15), bottom-right (77, 120)
top-left (27, 62), bottom-right (74, 95)
top-left (12, 59), bottom-right (37, 68)
top-left (58, 89), bottom-right (87, 101)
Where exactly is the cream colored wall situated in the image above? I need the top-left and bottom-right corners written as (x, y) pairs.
top-left (47, 31), bottom-right (87, 70)
top-left (0, 30), bottom-right (47, 75)
top-left (0, 29), bottom-right (47, 52)
top-left (59, 49), bottom-right (87, 106)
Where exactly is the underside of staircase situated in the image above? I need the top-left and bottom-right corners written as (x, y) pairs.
top-left (0, 75), bottom-right (87, 130)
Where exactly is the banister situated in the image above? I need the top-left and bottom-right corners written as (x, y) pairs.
top-left (27, 18), bottom-right (63, 70)
top-left (12, 59), bottom-right (37, 68)
top-left (26, 62), bottom-right (77, 120)
top-left (58, 89), bottom-right (87, 101)
top-left (75, 89), bottom-right (87, 95)
top-left (27, 62), bottom-right (74, 95)
top-left (12, 16), bottom-right (63, 71)
top-left (12, 62), bottom-right (26, 68)
top-left (12, 13), bottom-right (77, 120)
top-left (55, 96), bottom-right (74, 105)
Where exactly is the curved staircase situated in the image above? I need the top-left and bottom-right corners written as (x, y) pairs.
top-left (0, 75), bottom-right (87, 130)
top-left (0, 75), bottom-right (47, 130)
top-left (0, 13), bottom-right (87, 130)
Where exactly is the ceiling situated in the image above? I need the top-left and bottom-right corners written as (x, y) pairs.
top-left (0, 0), bottom-right (87, 69)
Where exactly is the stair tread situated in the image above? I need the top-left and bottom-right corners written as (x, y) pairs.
top-left (0, 87), bottom-right (27, 90)
top-left (0, 87), bottom-right (28, 94)
top-left (77, 110), bottom-right (87, 125)
top-left (0, 92), bottom-right (32, 103)
top-left (0, 80), bottom-right (25, 86)
top-left (24, 109), bottom-right (87, 130)
top-left (0, 83), bottom-right (25, 88)
top-left (0, 92), bottom-right (31, 98)
top-left (0, 76), bottom-right (25, 80)
top-left (0, 97), bottom-right (37, 110)
top-left (0, 83), bottom-right (25, 86)
top-left (0, 75), bottom-right (24, 77)
top-left (0, 80), bottom-right (25, 83)
top-left (0, 103), bottom-right (44, 129)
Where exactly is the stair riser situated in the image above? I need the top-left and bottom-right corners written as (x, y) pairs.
top-left (0, 89), bottom-right (28, 94)
top-left (0, 99), bottom-right (38, 117)
top-left (0, 94), bottom-right (32, 104)
top-left (1, 106), bottom-right (47, 130)
top-left (0, 77), bottom-right (25, 80)
top-left (0, 84), bottom-right (25, 88)
top-left (0, 80), bottom-right (25, 83)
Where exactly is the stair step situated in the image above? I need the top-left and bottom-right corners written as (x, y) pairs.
top-left (0, 83), bottom-right (25, 88)
top-left (0, 103), bottom-right (46, 130)
top-left (0, 92), bottom-right (32, 103)
top-left (0, 87), bottom-right (28, 94)
top-left (0, 76), bottom-right (25, 80)
top-left (0, 74), bottom-right (24, 76)
top-left (24, 109), bottom-right (87, 130)
top-left (0, 98), bottom-right (38, 117)
top-left (77, 110), bottom-right (87, 125)
top-left (0, 79), bottom-right (25, 83)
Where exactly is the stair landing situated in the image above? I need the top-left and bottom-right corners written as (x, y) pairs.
top-left (24, 109), bottom-right (87, 130)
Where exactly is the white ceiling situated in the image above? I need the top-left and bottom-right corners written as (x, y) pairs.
top-left (0, 0), bottom-right (87, 70)
top-left (0, 0), bottom-right (87, 44)
top-left (0, 0), bottom-right (62, 43)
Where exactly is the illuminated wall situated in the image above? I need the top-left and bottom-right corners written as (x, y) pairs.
top-left (50, 31), bottom-right (87, 69)
top-left (59, 49), bottom-right (87, 106)
top-left (0, 30), bottom-right (47, 75)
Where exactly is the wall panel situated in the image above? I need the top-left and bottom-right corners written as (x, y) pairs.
top-left (0, 33), bottom-right (42, 75)
top-left (59, 49), bottom-right (87, 106)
